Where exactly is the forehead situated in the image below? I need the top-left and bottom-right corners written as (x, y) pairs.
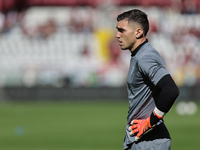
top-left (116, 19), bottom-right (134, 29)
top-left (117, 19), bottom-right (129, 27)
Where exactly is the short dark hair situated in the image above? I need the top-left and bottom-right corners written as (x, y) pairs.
top-left (117, 9), bottom-right (149, 36)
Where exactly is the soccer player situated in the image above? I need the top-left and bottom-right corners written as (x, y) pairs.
top-left (115, 9), bottom-right (179, 150)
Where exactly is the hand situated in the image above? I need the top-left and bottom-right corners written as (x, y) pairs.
top-left (128, 108), bottom-right (164, 142)
top-left (128, 116), bottom-right (154, 142)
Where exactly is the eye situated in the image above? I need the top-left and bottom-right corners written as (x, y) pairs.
top-left (116, 27), bottom-right (125, 33)
top-left (118, 28), bottom-right (124, 33)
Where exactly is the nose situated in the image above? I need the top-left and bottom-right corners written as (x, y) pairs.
top-left (115, 31), bottom-right (120, 39)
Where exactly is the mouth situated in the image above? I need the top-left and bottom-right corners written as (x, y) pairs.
top-left (118, 40), bottom-right (122, 45)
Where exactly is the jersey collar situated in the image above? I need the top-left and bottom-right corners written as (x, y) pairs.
top-left (131, 39), bottom-right (148, 57)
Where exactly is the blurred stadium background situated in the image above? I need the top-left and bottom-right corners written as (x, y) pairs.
top-left (0, 0), bottom-right (200, 100)
top-left (0, 0), bottom-right (200, 150)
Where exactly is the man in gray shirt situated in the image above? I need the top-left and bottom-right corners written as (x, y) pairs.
top-left (115, 9), bottom-right (179, 150)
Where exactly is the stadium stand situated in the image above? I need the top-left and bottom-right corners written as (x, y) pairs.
top-left (0, 1), bottom-right (200, 90)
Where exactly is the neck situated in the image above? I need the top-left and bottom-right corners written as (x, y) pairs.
top-left (131, 37), bottom-right (146, 52)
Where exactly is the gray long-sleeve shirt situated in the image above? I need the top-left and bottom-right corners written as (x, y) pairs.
top-left (123, 41), bottom-right (170, 149)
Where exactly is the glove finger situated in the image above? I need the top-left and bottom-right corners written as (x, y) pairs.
top-left (129, 125), bottom-right (138, 131)
top-left (130, 120), bottom-right (134, 125)
top-left (132, 127), bottom-right (139, 134)
top-left (130, 127), bottom-right (139, 136)
top-left (128, 126), bottom-right (132, 132)
top-left (128, 124), bottom-right (137, 131)
top-left (131, 119), bottom-right (139, 125)
top-left (130, 123), bottom-right (138, 130)
top-left (135, 130), bottom-right (144, 141)
top-left (130, 130), bottom-right (137, 136)
top-left (135, 136), bottom-right (141, 142)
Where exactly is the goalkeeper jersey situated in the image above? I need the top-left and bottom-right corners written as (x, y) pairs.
top-left (123, 40), bottom-right (170, 149)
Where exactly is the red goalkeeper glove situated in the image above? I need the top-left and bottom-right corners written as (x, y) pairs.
top-left (128, 108), bottom-right (165, 142)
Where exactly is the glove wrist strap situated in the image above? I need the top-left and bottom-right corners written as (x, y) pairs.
top-left (154, 107), bottom-right (165, 119)
top-left (150, 107), bottom-right (165, 126)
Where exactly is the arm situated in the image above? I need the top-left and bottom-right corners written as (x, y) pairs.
top-left (129, 74), bottom-right (179, 141)
top-left (155, 74), bottom-right (179, 113)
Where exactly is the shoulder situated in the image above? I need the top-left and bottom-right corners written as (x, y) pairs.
top-left (136, 42), bottom-right (166, 74)
top-left (136, 42), bottom-right (161, 63)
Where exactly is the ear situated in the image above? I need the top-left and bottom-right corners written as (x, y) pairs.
top-left (135, 28), bottom-right (144, 39)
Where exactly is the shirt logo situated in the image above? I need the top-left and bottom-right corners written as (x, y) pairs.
top-left (132, 66), bottom-right (135, 70)
top-left (131, 66), bottom-right (135, 74)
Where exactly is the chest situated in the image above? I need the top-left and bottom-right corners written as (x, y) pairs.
top-left (127, 58), bottom-right (144, 88)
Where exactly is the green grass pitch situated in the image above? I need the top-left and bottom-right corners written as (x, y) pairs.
top-left (0, 100), bottom-right (199, 150)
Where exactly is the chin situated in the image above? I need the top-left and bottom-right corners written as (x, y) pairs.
top-left (121, 47), bottom-right (129, 50)
top-left (121, 48), bottom-right (129, 50)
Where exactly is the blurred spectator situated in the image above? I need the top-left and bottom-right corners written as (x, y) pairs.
top-left (180, 0), bottom-right (197, 14)
top-left (67, 7), bottom-right (94, 33)
top-left (0, 12), bottom-right (5, 32)
top-left (38, 18), bottom-right (57, 39)
top-left (108, 38), bottom-right (121, 65)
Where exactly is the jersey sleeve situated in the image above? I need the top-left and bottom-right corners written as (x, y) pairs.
top-left (156, 74), bottom-right (179, 112)
top-left (137, 54), bottom-right (169, 85)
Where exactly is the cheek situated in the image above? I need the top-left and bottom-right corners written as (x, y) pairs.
top-left (125, 35), bottom-right (135, 45)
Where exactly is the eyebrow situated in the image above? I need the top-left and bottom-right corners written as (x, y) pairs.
top-left (116, 27), bottom-right (125, 32)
